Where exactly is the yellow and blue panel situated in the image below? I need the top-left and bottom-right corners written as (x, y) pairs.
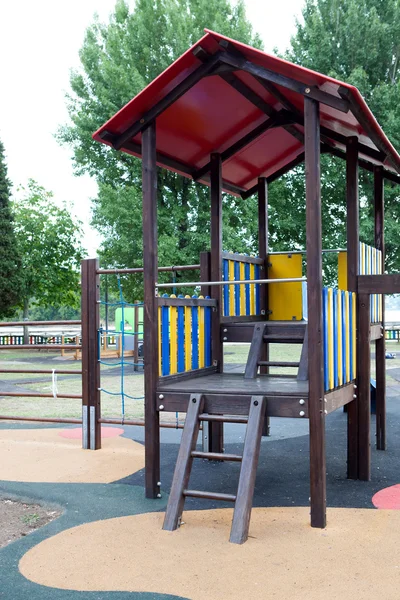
top-left (359, 241), bottom-right (383, 323)
top-left (159, 294), bottom-right (212, 377)
top-left (322, 287), bottom-right (356, 392)
top-left (222, 254), bottom-right (261, 317)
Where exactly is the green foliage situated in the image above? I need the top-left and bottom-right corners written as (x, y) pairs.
top-left (286, 0), bottom-right (400, 276)
top-left (12, 180), bottom-right (85, 318)
top-left (0, 139), bottom-right (23, 318)
top-left (58, 0), bottom-right (262, 299)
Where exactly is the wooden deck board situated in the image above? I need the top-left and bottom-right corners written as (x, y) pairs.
top-left (158, 373), bottom-right (308, 397)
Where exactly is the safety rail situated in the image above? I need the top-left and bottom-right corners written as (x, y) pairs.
top-left (158, 294), bottom-right (215, 376)
top-left (322, 288), bottom-right (356, 392)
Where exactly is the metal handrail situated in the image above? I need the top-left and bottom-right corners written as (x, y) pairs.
top-left (156, 277), bottom-right (307, 289)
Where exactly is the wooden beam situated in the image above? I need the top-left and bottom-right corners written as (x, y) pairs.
top-left (209, 152), bottom-right (224, 454)
top-left (241, 152), bottom-right (305, 199)
top-left (322, 143), bottom-right (400, 185)
top-left (338, 86), bottom-right (400, 173)
top-left (304, 96), bottom-right (326, 528)
top-left (358, 274), bottom-right (400, 294)
top-left (219, 51), bottom-right (349, 113)
top-left (113, 52), bottom-right (222, 150)
top-left (346, 135), bottom-right (359, 480)
top-left (142, 121), bottom-right (161, 498)
top-left (357, 293), bottom-right (371, 480)
top-left (374, 166), bottom-right (386, 450)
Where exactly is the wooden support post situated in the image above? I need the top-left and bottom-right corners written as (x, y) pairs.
top-left (346, 136), bottom-right (359, 480)
top-left (209, 153), bottom-right (224, 454)
top-left (81, 258), bottom-right (101, 450)
top-left (374, 166), bottom-right (386, 450)
top-left (358, 293), bottom-right (371, 480)
top-left (142, 121), bottom-right (160, 498)
top-left (258, 177), bottom-right (270, 436)
top-left (304, 97), bottom-right (326, 528)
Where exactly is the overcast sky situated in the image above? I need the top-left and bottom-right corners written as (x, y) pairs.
top-left (0, 0), bottom-right (303, 256)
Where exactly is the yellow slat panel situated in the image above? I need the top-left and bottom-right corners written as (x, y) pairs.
top-left (338, 252), bottom-right (348, 290)
top-left (267, 253), bottom-right (302, 321)
top-left (250, 263), bottom-right (255, 315)
top-left (198, 295), bottom-right (205, 368)
top-left (239, 262), bottom-right (246, 316)
top-left (352, 292), bottom-right (357, 379)
top-left (337, 291), bottom-right (343, 386)
top-left (169, 295), bottom-right (177, 375)
top-left (228, 260), bottom-right (235, 317)
top-left (345, 292), bottom-right (350, 383)
top-left (184, 295), bottom-right (192, 372)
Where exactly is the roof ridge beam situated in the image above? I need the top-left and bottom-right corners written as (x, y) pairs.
top-left (112, 50), bottom-right (224, 151)
top-left (218, 50), bottom-right (350, 114)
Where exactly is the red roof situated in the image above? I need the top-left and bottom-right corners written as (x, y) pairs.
top-left (93, 29), bottom-right (400, 194)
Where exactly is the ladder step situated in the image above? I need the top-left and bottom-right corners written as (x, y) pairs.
top-left (258, 361), bottom-right (300, 367)
top-left (199, 414), bottom-right (248, 424)
top-left (183, 489), bottom-right (237, 502)
top-left (191, 451), bottom-right (242, 462)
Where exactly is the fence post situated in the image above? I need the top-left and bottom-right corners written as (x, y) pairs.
top-left (81, 258), bottom-right (101, 450)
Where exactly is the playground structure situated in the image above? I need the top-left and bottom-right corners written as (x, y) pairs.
top-left (91, 29), bottom-right (400, 543)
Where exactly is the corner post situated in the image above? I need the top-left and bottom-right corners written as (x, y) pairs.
top-left (142, 121), bottom-right (160, 498)
top-left (258, 177), bottom-right (270, 436)
top-left (346, 136), bottom-right (360, 479)
top-left (304, 97), bottom-right (326, 528)
top-left (374, 166), bottom-right (386, 450)
top-left (209, 153), bottom-right (224, 454)
top-left (81, 257), bottom-right (101, 450)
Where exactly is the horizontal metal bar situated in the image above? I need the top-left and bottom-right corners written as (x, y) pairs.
top-left (0, 392), bottom-right (82, 399)
top-left (199, 414), bottom-right (248, 424)
top-left (0, 345), bottom-right (81, 350)
top-left (98, 417), bottom-right (188, 430)
top-left (191, 451), bottom-right (242, 461)
top-left (183, 489), bottom-right (236, 501)
top-left (0, 369), bottom-right (82, 375)
top-left (0, 415), bottom-right (82, 424)
top-left (157, 297), bottom-right (217, 307)
top-left (156, 277), bottom-right (306, 288)
top-left (268, 249), bottom-right (346, 255)
top-left (97, 264), bottom-right (200, 275)
top-left (0, 320), bottom-right (81, 328)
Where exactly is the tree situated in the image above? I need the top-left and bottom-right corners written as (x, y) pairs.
top-left (12, 180), bottom-right (85, 339)
top-left (0, 139), bottom-right (22, 319)
top-left (285, 0), bottom-right (400, 276)
top-left (58, 0), bottom-right (262, 298)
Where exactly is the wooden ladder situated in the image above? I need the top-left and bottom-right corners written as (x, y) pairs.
top-left (163, 393), bottom-right (266, 544)
top-left (244, 322), bottom-right (308, 381)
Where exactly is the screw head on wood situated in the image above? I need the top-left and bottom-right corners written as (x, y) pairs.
top-left (299, 410), bottom-right (305, 417)
top-left (157, 481), bottom-right (161, 486)
top-left (305, 87), bottom-right (310, 93)
top-left (324, 409), bottom-right (328, 414)
top-left (299, 399), bottom-right (305, 405)
top-left (157, 493), bottom-right (162, 498)
top-left (254, 400), bottom-right (259, 406)
top-left (159, 404), bottom-right (164, 410)
top-left (353, 384), bottom-right (357, 389)
top-left (192, 397), bottom-right (197, 403)
top-left (223, 337), bottom-right (227, 341)
top-left (159, 394), bottom-right (164, 400)
top-left (353, 394), bottom-right (357, 399)
top-left (140, 118), bottom-right (145, 124)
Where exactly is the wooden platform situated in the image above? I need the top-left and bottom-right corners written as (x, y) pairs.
top-left (158, 374), bottom-right (309, 418)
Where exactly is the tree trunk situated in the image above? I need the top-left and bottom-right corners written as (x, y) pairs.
top-left (23, 298), bottom-right (29, 344)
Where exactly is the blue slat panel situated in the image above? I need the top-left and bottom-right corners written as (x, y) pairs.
top-left (349, 293), bottom-right (353, 380)
top-left (245, 262), bottom-right (250, 316)
top-left (323, 288), bottom-right (329, 391)
top-left (205, 295), bottom-right (212, 367)
top-left (191, 296), bottom-right (199, 370)
top-left (223, 259), bottom-right (229, 317)
top-left (161, 295), bottom-right (170, 376)
top-left (333, 290), bottom-right (339, 388)
top-left (177, 295), bottom-right (185, 373)
top-left (342, 291), bottom-right (347, 383)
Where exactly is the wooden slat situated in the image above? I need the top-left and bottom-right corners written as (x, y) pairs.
top-left (374, 166), bottom-right (386, 451)
top-left (358, 274), bottom-right (400, 294)
top-left (163, 394), bottom-right (204, 530)
top-left (244, 323), bottom-right (266, 379)
top-left (370, 323), bottom-right (383, 341)
top-left (142, 122), bottom-right (160, 498)
top-left (221, 252), bottom-right (264, 265)
top-left (159, 365), bottom-right (217, 384)
top-left (157, 297), bottom-right (216, 307)
top-left (297, 324), bottom-right (309, 381)
top-left (230, 396), bottom-right (266, 544)
top-left (304, 96), bottom-right (326, 529)
top-left (358, 294), bottom-right (371, 481)
top-left (324, 384), bottom-right (355, 414)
